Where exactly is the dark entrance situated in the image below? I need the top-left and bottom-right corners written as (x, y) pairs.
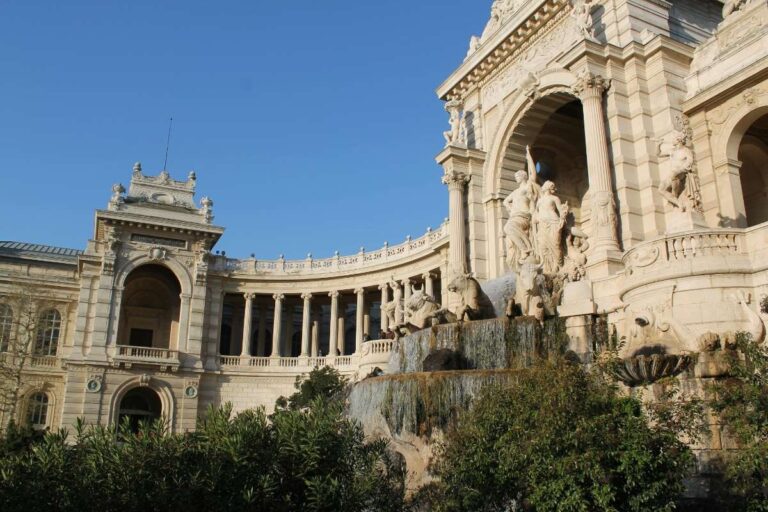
top-left (118, 387), bottom-right (162, 433)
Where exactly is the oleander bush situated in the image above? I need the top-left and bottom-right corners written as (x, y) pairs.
top-left (0, 371), bottom-right (405, 512)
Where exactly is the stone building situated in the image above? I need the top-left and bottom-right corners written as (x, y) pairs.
top-left (1, 0), bottom-right (767, 450)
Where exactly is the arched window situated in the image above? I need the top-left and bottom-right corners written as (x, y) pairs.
top-left (35, 309), bottom-right (61, 356)
top-left (118, 387), bottom-right (162, 433)
top-left (0, 304), bottom-right (12, 352)
top-left (27, 392), bottom-right (49, 429)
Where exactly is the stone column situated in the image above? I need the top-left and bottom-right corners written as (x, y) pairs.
top-left (270, 293), bottom-right (284, 358)
top-left (423, 272), bottom-right (435, 297)
top-left (571, 70), bottom-right (621, 258)
top-left (337, 298), bottom-right (345, 356)
top-left (379, 284), bottom-right (389, 333)
top-left (442, 169), bottom-right (471, 276)
top-left (403, 279), bottom-right (412, 302)
top-left (256, 303), bottom-right (266, 357)
top-left (355, 288), bottom-right (365, 354)
top-left (300, 293), bottom-right (312, 357)
top-left (240, 293), bottom-right (254, 359)
top-left (311, 317), bottom-right (320, 357)
top-left (284, 299), bottom-right (294, 357)
top-left (329, 291), bottom-right (339, 356)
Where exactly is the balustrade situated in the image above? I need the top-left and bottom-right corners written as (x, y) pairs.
top-left (212, 221), bottom-right (448, 276)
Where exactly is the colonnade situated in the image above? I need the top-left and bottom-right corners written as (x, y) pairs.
top-left (220, 270), bottom-right (440, 360)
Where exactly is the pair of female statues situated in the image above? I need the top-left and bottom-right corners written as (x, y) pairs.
top-left (503, 146), bottom-right (570, 275)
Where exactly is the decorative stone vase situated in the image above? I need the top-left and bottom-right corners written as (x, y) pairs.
top-left (610, 353), bottom-right (693, 386)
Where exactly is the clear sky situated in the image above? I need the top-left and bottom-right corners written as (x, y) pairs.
top-left (0, 1), bottom-right (489, 259)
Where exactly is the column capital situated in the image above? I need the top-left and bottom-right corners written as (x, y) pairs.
top-left (441, 170), bottom-right (471, 188)
top-left (571, 69), bottom-right (611, 99)
top-left (329, 290), bottom-right (340, 299)
top-left (272, 293), bottom-right (285, 301)
top-left (301, 292), bottom-right (313, 301)
top-left (422, 271), bottom-right (436, 280)
top-left (378, 283), bottom-right (389, 291)
top-left (243, 292), bottom-right (256, 301)
top-left (400, 278), bottom-right (412, 286)
top-left (354, 288), bottom-right (365, 295)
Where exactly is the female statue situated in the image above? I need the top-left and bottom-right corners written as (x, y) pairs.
top-left (534, 181), bottom-right (569, 275)
top-left (503, 146), bottom-right (539, 272)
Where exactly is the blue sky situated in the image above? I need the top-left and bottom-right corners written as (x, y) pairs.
top-left (0, 1), bottom-right (489, 259)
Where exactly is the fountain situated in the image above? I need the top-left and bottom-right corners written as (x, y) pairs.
top-left (347, 316), bottom-right (577, 489)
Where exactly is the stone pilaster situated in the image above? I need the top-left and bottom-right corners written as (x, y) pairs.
top-left (379, 283), bottom-right (389, 333)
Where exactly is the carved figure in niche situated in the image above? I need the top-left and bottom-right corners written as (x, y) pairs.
top-left (722, 0), bottom-right (754, 19)
top-left (443, 99), bottom-right (464, 146)
top-left (534, 181), bottom-right (569, 275)
top-left (105, 228), bottom-right (121, 254)
top-left (562, 227), bottom-right (589, 282)
top-left (503, 146), bottom-right (539, 272)
top-left (656, 122), bottom-right (701, 213)
top-left (571, 0), bottom-right (596, 39)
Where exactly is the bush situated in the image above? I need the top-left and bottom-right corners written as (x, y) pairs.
top-left (0, 398), bottom-right (404, 511)
top-left (276, 366), bottom-right (348, 411)
top-left (420, 361), bottom-right (702, 512)
top-left (710, 333), bottom-right (768, 511)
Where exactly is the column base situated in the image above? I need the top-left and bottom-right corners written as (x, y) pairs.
top-left (586, 247), bottom-right (624, 278)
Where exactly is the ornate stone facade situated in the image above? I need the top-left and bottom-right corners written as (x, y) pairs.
top-left (2, 2), bottom-right (768, 492)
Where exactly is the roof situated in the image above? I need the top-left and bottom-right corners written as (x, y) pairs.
top-left (0, 241), bottom-right (83, 263)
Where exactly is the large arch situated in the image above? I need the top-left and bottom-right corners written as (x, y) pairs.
top-left (711, 96), bottom-right (768, 228)
top-left (483, 69), bottom-right (588, 277)
top-left (117, 264), bottom-right (182, 350)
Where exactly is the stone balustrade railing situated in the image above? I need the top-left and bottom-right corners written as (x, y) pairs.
top-left (0, 353), bottom-right (62, 369)
top-left (623, 228), bottom-right (748, 281)
top-left (211, 220), bottom-right (449, 276)
top-left (218, 355), bottom-right (360, 371)
top-left (117, 345), bottom-right (179, 360)
top-left (362, 339), bottom-right (394, 355)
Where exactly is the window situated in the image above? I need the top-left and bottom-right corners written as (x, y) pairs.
top-left (27, 392), bottom-right (49, 429)
top-left (35, 309), bottom-right (61, 356)
top-left (0, 304), bottom-right (12, 352)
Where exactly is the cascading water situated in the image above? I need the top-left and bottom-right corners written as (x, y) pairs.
top-left (347, 316), bottom-right (578, 488)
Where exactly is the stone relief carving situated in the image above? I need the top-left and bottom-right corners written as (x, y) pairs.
top-left (570, 0), bottom-right (596, 39)
top-left (148, 247), bottom-right (168, 262)
top-left (656, 116), bottom-right (702, 213)
top-left (482, 16), bottom-right (581, 110)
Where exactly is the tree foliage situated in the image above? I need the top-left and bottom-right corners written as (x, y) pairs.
top-left (276, 365), bottom-right (348, 411)
top-left (710, 333), bottom-right (768, 511)
top-left (419, 361), bottom-right (702, 512)
top-left (0, 388), bottom-right (405, 512)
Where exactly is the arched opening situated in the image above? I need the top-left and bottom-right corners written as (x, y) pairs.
top-left (497, 93), bottom-right (589, 273)
top-left (118, 387), bottom-right (162, 433)
top-left (737, 113), bottom-right (768, 227)
top-left (118, 265), bottom-right (181, 350)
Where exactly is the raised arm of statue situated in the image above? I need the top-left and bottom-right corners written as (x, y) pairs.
top-left (525, 145), bottom-right (537, 184)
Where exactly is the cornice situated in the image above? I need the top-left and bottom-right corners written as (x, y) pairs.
top-left (96, 210), bottom-right (225, 238)
top-left (437, 0), bottom-right (569, 101)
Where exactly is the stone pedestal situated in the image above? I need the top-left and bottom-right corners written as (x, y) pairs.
top-left (558, 280), bottom-right (597, 318)
top-left (666, 210), bottom-right (708, 234)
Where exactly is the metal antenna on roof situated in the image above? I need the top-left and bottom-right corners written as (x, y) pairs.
top-left (163, 116), bottom-right (173, 171)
